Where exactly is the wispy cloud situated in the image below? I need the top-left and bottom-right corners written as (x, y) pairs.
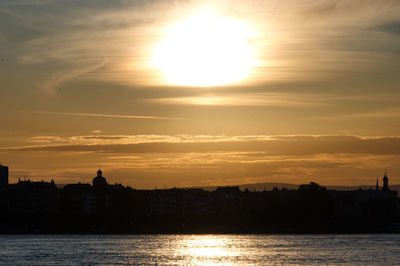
top-left (149, 92), bottom-right (330, 106)
top-left (32, 111), bottom-right (182, 120)
top-left (314, 107), bottom-right (400, 120)
top-left (3, 134), bottom-right (400, 157)
top-left (21, 134), bottom-right (276, 147)
top-left (377, 21), bottom-right (400, 36)
top-left (5, 0), bottom-right (400, 90)
top-left (40, 60), bottom-right (107, 94)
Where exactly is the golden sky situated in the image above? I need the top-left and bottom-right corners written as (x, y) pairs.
top-left (1, 0), bottom-right (400, 187)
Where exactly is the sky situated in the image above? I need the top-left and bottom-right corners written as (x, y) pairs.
top-left (1, 0), bottom-right (400, 188)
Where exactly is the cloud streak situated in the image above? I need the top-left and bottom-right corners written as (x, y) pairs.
top-left (32, 111), bottom-right (182, 120)
top-left (149, 92), bottom-right (330, 107)
top-left (40, 60), bottom-right (107, 94)
top-left (3, 134), bottom-right (400, 157)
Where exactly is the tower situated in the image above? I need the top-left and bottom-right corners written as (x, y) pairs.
top-left (0, 164), bottom-right (8, 186)
top-left (382, 172), bottom-right (389, 191)
top-left (376, 179), bottom-right (379, 191)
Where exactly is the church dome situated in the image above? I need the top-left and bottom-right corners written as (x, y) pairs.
top-left (93, 169), bottom-right (107, 187)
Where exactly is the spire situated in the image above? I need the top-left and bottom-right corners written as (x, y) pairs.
top-left (382, 172), bottom-right (389, 191)
top-left (376, 179), bottom-right (379, 191)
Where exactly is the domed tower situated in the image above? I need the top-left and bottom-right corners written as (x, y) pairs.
top-left (382, 172), bottom-right (389, 191)
top-left (93, 169), bottom-right (108, 188)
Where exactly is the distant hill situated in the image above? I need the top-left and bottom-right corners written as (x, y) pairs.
top-left (225, 182), bottom-right (298, 191)
top-left (192, 182), bottom-right (298, 191)
top-left (192, 183), bottom-right (400, 193)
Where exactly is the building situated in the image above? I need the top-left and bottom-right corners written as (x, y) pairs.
top-left (93, 169), bottom-right (108, 188)
top-left (329, 174), bottom-right (398, 221)
top-left (62, 183), bottom-right (94, 214)
top-left (0, 164), bottom-right (8, 186)
top-left (150, 190), bottom-right (177, 215)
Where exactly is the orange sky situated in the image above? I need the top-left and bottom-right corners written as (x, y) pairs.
top-left (1, 0), bottom-right (400, 188)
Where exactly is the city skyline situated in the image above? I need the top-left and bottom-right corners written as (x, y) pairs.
top-left (4, 166), bottom-right (397, 193)
top-left (1, 0), bottom-right (400, 188)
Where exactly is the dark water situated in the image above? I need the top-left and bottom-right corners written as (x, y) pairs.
top-left (0, 234), bottom-right (399, 265)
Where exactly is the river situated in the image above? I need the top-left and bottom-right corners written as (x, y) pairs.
top-left (0, 234), bottom-right (399, 265)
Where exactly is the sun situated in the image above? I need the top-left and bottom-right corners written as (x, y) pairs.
top-left (152, 12), bottom-right (256, 87)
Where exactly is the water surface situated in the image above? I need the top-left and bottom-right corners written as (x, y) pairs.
top-left (0, 234), bottom-right (399, 265)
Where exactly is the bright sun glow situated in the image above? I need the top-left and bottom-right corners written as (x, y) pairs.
top-left (152, 12), bottom-right (256, 86)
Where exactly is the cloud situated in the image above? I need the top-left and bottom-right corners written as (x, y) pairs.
top-left (21, 134), bottom-right (275, 147)
top-left (32, 111), bottom-right (182, 120)
top-left (304, 0), bottom-right (400, 21)
top-left (3, 0), bottom-right (399, 91)
top-left (149, 92), bottom-right (330, 107)
top-left (4, 134), bottom-right (400, 157)
top-left (2, 0), bottom-right (400, 188)
top-left (2, 147), bottom-right (398, 187)
top-left (314, 106), bottom-right (400, 120)
top-left (3, 133), bottom-right (400, 187)
top-left (378, 21), bottom-right (400, 36)
top-left (39, 60), bottom-right (107, 94)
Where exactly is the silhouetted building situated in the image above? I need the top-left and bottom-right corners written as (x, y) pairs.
top-left (328, 177), bottom-right (398, 225)
top-left (298, 182), bottom-right (326, 191)
top-left (0, 164), bottom-right (8, 186)
top-left (62, 183), bottom-right (94, 214)
top-left (214, 186), bottom-right (243, 214)
top-left (1, 167), bottom-right (399, 234)
top-left (93, 169), bottom-right (108, 188)
top-left (150, 190), bottom-right (177, 215)
top-left (329, 189), bottom-right (398, 220)
top-left (382, 172), bottom-right (389, 191)
top-left (10, 179), bottom-right (60, 213)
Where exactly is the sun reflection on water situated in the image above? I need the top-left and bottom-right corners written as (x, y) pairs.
top-left (173, 235), bottom-right (241, 265)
